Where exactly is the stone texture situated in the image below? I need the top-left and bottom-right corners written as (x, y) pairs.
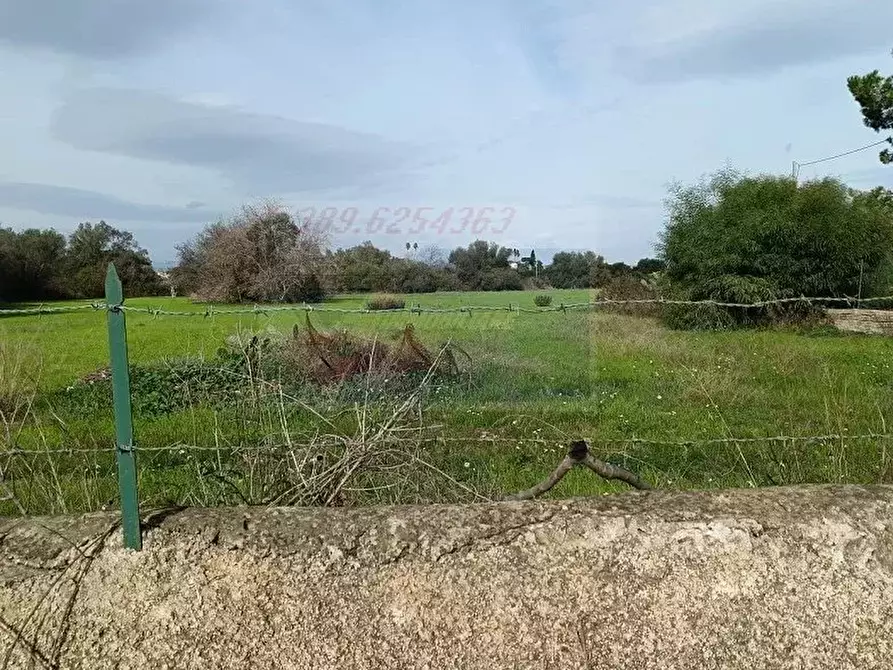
top-left (1, 484), bottom-right (893, 669)
top-left (828, 308), bottom-right (893, 336)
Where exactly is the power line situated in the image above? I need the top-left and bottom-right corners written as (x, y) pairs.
top-left (793, 137), bottom-right (892, 179)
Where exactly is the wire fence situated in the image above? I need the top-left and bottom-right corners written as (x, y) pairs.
top-left (3, 265), bottom-right (893, 549)
top-left (4, 432), bottom-right (893, 456)
top-left (3, 294), bottom-right (893, 317)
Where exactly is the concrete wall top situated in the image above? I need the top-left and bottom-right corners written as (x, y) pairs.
top-left (2, 484), bottom-right (893, 669)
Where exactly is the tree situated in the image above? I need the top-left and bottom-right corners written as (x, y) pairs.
top-left (1, 223), bottom-right (161, 302)
top-left (659, 168), bottom-right (893, 325)
top-left (0, 228), bottom-right (67, 302)
top-left (607, 261), bottom-right (632, 278)
top-left (403, 241), bottom-right (419, 259)
top-left (448, 240), bottom-right (515, 290)
top-left (848, 61), bottom-right (893, 164)
top-left (332, 242), bottom-right (395, 293)
top-left (634, 258), bottom-right (665, 275)
top-left (546, 251), bottom-right (609, 288)
top-left (519, 249), bottom-right (543, 279)
top-left (418, 244), bottom-right (448, 269)
top-left (174, 203), bottom-right (329, 303)
top-left (65, 221), bottom-right (163, 298)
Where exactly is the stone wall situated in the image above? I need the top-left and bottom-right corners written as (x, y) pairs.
top-left (829, 308), bottom-right (893, 335)
top-left (1, 484), bottom-right (893, 669)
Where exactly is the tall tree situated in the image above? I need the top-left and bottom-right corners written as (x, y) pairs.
top-left (545, 251), bottom-right (610, 288)
top-left (174, 203), bottom-right (329, 303)
top-left (65, 221), bottom-right (163, 298)
top-left (634, 258), bottom-right (665, 275)
top-left (848, 59), bottom-right (893, 164)
top-left (520, 249), bottom-right (542, 278)
top-left (448, 240), bottom-right (518, 290)
top-left (0, 228), bottom-right (67, 302)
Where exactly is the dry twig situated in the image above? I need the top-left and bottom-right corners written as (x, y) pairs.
top-left (505, 440), bottom-right (651, 501)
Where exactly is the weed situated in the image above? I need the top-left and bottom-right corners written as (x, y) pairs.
top-left (534, 295), bottom-right (553, 307)
top-left (365, 295), bottom-right (406, 311)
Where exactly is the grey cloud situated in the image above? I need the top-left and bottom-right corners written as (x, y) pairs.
top-left (0, 181), bottom-right (222, 224)
top-left (51, 88), bottom-right (415, 194)
top-left (617, 3), bottom-right (893, 84)
top-left (0, 0), bottom-right (218, 59)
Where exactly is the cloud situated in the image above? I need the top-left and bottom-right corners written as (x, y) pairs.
top-left (50, 88), bottom-right (417, 195)
top-left (616, 1), bottom-right (893, 83)
top-left (0, 0), bottom-right (219, 59)
top-left (0, 181), bottom-right (222, 224)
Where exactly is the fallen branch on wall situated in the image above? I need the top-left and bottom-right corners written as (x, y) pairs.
top-left (504, 440), bottom-right (652, 501)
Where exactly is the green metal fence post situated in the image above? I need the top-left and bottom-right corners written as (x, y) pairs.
top-left (105, 262), bottom-right (142, 550)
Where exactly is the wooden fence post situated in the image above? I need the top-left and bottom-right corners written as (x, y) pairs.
top-left (105, 263), bottom-right (142, 550)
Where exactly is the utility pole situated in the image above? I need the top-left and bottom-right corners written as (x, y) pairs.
top-left (857, 259), bottom-right (865, 308)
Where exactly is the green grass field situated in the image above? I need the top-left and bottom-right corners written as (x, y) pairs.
top-left (2, 289), bottom-right (892, 515)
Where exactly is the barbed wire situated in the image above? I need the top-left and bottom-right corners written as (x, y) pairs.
top-left (3, 295), bottom-right (893, 318)
top-left (3, 432), bottom-right (892, 456)
top-left (0, 303), bottom-right (104, 316)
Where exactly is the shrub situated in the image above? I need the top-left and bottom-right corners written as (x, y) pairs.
top-left (522, 277), bottom-right (551, 291)
top-left (174, 202), bottom-right (330, 304)
top-left (659, 169), bottom-right (893, 328)
top-left (534, 294), bottom-right (553, 307)
top-left (480, 268), bottom-right (523, 291)
top-left (366, 295), bottom-right (406, 311)
top-left (55, 349), bottom-right (262, 417)
top-left (599, 276), bottom-right (661, 317)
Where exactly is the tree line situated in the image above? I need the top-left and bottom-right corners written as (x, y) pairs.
top-left (0, 202), bottom-right (662, 304)
top-left (167, 205), bottom-right (664, 301)
top-left (3, 175), bottom-right (892, 326)
top-left (0, 221), bottom-right (163, 302)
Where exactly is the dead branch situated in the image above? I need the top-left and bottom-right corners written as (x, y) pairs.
top-left (582, 453), bottom-right (652, 490)
top-left (505, 439), bottom-right (651, 501)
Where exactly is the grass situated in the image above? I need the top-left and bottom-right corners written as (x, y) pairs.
top-left (1, 288), bottom-right (892, 515)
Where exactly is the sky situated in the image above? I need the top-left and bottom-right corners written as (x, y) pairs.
top-left (1, 0), bottom-right (893, 265)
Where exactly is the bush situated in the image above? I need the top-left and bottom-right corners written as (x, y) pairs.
top-left (522, 277), bottom-right (551, 291)
top-left (366, 295), bottom-right (406, 311)
top-left (659, 169), bottom-right (893, 328)
top-left (480, 268), bottom-right (523, 291)
top-left (55, 349), bottom-right (262, 417)
top-left (599, 276), bottom-right (661, 317)
top-left (533, 294), bottom-right (553, 307)
top-left (174, 203), bottom-right (330, 304)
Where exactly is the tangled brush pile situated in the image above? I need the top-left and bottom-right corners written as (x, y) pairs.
top-left (289, 315), bottom-right (470, 385)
